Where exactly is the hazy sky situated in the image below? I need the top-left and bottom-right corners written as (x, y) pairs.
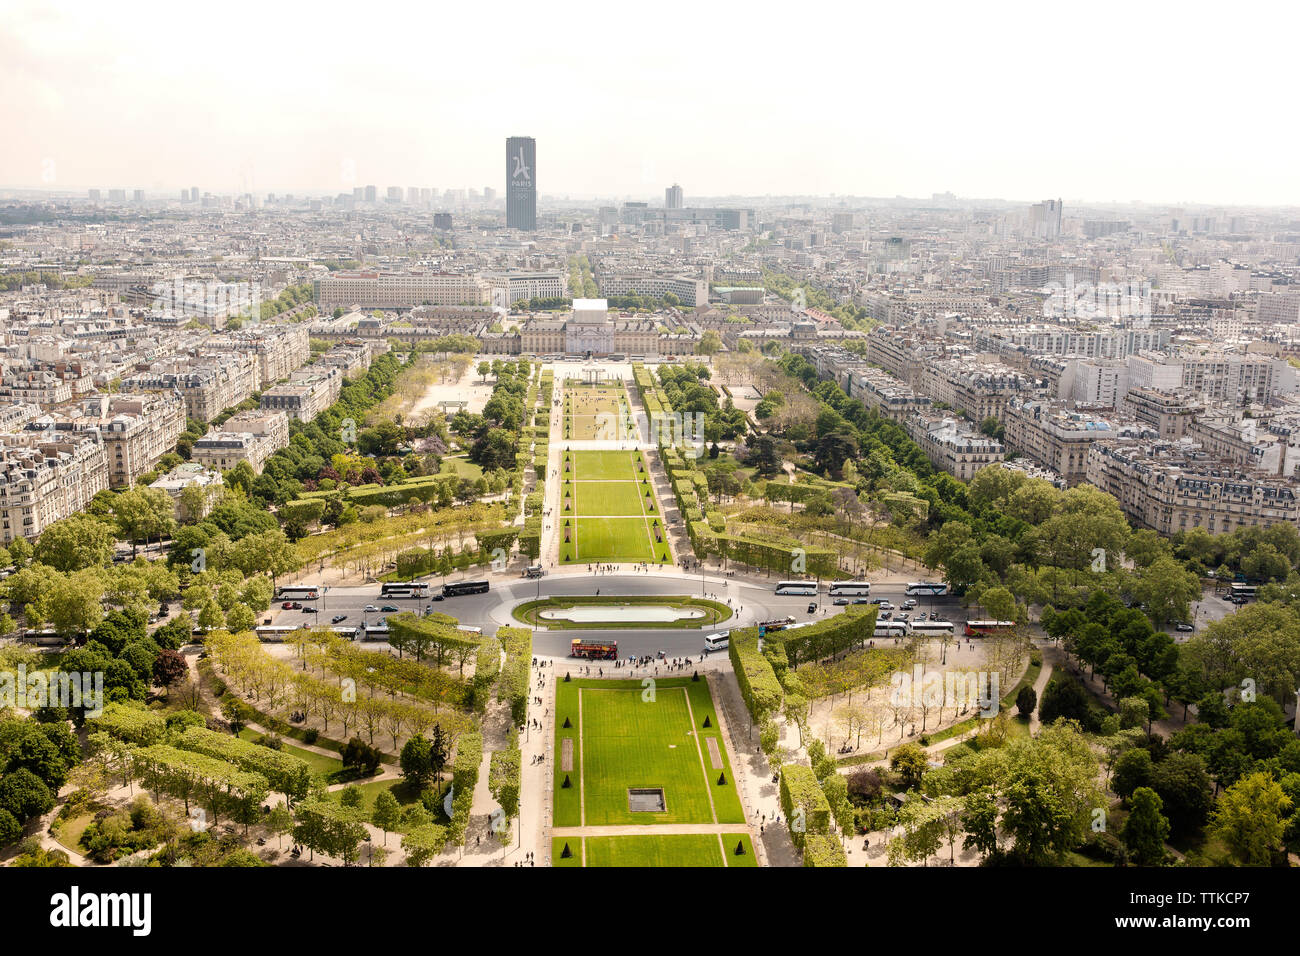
top-left (4, 0), bottom-right (1299, 207)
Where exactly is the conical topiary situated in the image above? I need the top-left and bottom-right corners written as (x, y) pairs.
top-left (717, 771), bottom-right (726, 785)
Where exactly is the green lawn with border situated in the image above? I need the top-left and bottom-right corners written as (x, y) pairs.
top-left (552, 837), bottom-right (584, 867)
top-left (584, 834), bottom-right (728, 867)
top-left (722, 833), bottom-right (758, 867)
top-left (561, 517), bottom-right (664, 564)
top-left (553, 678), bottom-right (746, 828)
top-left (570, 480), bottom-right (647, 516)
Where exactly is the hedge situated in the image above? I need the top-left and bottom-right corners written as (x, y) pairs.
top-left (802, 832), bottom-right (849, 867)
top-left (496, 625), bottom-right (532, 725)
top-left (728, 627), bottom-right (783, 721)
top-left (779, 763), bottom-right (831, 849)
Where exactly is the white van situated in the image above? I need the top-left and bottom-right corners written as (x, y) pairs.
top-left (704, 631), bottom-right (730, 653)
top-left (523, 564), bottom-right (546, 578)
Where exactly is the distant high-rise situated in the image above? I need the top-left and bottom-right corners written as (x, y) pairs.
top-left (1029, 198), bottom-right (1063, 240)
top-left (483, 186), bottom-right (496, 201)
top-left (190, 186), bottom-right (199, 202)
top-left (88, 189), bottom-right (100, 201)
top-left (665, 183), bottom-right (683, 209)
top-left (364, 184), bottom-right (377, 203)
top-left (506, 136), bottom-right (536, 231)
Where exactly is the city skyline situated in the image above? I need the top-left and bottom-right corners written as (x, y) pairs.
top-left (4, 1), bottom-right (1300, 206)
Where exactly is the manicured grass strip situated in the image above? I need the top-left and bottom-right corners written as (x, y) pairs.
top-left (564, 517), bottom-right (658, 563)
top-left (553, 677), bottom-right (583, 827)
top-left (582, 685), bottom-right (713, 825)
top-left (326, 778), bottom-right (436, 820)
top-left (552, 836), bottom-right (584, 867)
top-left (684, 680), bottom-right (745, 824)
top-left (585, 834), bottom-right (726, 867)
top-left (722, 833), bottom-right (758, 867)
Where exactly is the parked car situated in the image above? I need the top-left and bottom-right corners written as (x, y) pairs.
top-left (302, 606), bottom-right (317, 614)
top-left (1175, 622), bottom-right (1194, 632)
top-left (833, 597), bottom-right (850, 606)
top-left (380, 605), bottom-right (400, 612)
top-left (902, 599), bottom-right (917, 610)
top-left (879, 611), bottom-right (892, 620)
top-left (807, 603), bottom-right (817, 614)
top-left (331, 615), bottom-right (348, 624)
top-left (281, 601), bottom-right (297, 610)
top-left (365, 604), bottom-right (379, 612)
top-left (876, 601), bottom-right (894, 611)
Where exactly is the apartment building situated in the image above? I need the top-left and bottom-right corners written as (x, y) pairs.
top-left (594, 274), bottom-right (709, 308)
top-left (126, 354), bottom-right (260, 422)
top-left (191, 409), bottom-right (289, 473)
top-left (260, 367), bottom-right (341, 422)
top-left (202, 325), bottom-right (310, 388)
top-left (1003, 397), bottom-right (1116, 484)
top-left (0, 436), bottom-right (109, 543)
top-left (313, 272), bottom-right (491, 309)
top-left (1119, 387), bottom-right (1204, 439)
top-left (1085, 439), bottom-right (1299, 535)
top-left (149, 462), bottom-right (223, 521)
top-left (1186, 415), bottom-right (1283, 475)
top-left (486, 272), bottom-right (566, 306)
top-left (919, 359), bottom-right (1029, 423)
top-left (905, 415), bottom-right (1005, 481)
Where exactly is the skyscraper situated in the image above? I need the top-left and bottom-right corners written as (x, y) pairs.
top-left (1029, 199), bottom-right (1063, 240)
top-left (506, 136), bottom-right (536, 230)
top-left (665, 183), bottom-right (683, 209)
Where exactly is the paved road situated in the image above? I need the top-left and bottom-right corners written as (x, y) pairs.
top-left (268, 571), bottom-right (968, 659)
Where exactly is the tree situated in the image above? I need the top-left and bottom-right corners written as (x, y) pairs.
top-left (401, 824), bottom-right (448, 867)
top-left (1122, 787), bottom-right (1170, 865)
top-left (0, 768), bottom-right (55, 822)
top-left (890, 743), bottom-right (928, 788)
top-left (33, 515), bottom-right (115, 572)
top-left (1015, 685), bottom-right (1037, 718)
top-left (1112, 747), bottom-right (1153, 800)
top-left (697, 330), bottom-right (722, 356)
top-left (372, 790), bottom-right (401, 845)
top-left (1212, 772), bottom-right (1291, 866)
top-left (152, 649), bottom-right (188, 694)
top-left (1147, 752), bottom-right (1213, 839)
top-left (477, 361), bottom-right (490, 383)
top-left (112, 487), bottom-right (175, 556)
top-left (400, 734), bottom-right (432, 787)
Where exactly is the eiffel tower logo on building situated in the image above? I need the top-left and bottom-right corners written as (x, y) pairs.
top-left (512, 147), bottom-right (531, 182)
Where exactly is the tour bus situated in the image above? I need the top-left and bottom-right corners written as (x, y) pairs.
top-left (456, 625), bottom-right (483, 635)
top-left (443, 580), bottom-right (491, 597)
top-left (276, 584), bottom-right (324, 601)
top-left (570, 638), bottom-right (618, 660)
top-left (363, 624), bottom-right (391, 641)
top-left (380, 582), bottom-right (430, 599)
top-left (757, 617), bottom-right (797, 634)
top-left (775, 580), bottom-right (819, 596)
top-left (904, 581), bottom-right (949, 597)
top-left (828, 581), bottom-right (872, 598)
top-left (964, 620), bottom-right (1017, 638)
top-left (873, 622), bottom-right (909, 639)
top-left (704, 631), bottom-right (730, 653)
top-left (256, 624), bottom-right (359, 642)
top-left (1229, 583), bottom-right (1257, 601)
top-left (909, 620), bottom-right (956, 636)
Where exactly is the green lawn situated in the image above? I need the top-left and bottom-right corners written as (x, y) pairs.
top-left (562, 450), bottom-right (644, 481)
top-left (237, 728), bottom-right (345, 777)
top-left (571, 480), bottom-right (648, 516)
top-left (585, 834), bottom-right (729, 867)
top-left (722, 833), bottom-right (758, 867)
top-left (561, 517), bottom-right (666, 564)
top-left (553, 678), bottom-right (746, 828)
top-left (552, 837), bottom-right (584, 866)
top-left (326, 777), bottom-right (436, 822)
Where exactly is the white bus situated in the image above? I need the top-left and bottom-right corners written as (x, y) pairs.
top-left (905, 581), bottom-right (948, 597)
top-left (704, 631), bottom-right (730, 652)
top-left (276, 584), bottom-right (325, 601)
top-left (775, 581), bottom-right (819, 596)
top-left (363, 624), bottom-right (391, 641)
top-left (828, 581), bottom-right (872, 597)
top-left (380, 582), bottom-right (430, 599)
top-left (873, 623), bottom-right (908, 638)
top-left (908, 620), bottom-right (955, 636)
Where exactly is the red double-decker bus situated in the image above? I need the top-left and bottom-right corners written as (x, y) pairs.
top-left (570, 639), bottom-right (618, 660)
top-left (964, 620), bottom-right (1017, 638)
